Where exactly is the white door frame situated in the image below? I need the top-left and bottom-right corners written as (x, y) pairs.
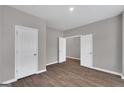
top-left (65, 34), bottom-right (93, 67)
top-left (59, 37), bottom-right (66, 63)
top-left (65, 35), bottom-right (82, 64)
top-left (15, 25), bottom-right (38, 79)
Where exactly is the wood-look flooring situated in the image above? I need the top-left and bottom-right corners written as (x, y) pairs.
top-left (11, 58), bottom-right (124, 87)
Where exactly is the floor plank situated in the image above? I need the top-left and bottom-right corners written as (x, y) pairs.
top-left (11, 58), bottom-right (124, 87)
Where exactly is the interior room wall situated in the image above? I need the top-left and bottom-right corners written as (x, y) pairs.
top-left (0, 6), bottom-right (46, 83)
top-left (63, 15), bottom-right (122, 74)
top-left (0, 6), bottom-right (4, 83)
top-left (66, 37), bottom-right (80, 59)
top-left (122, 13), bottom-right (124, 77)
top-left (46, 26), bottom-right (62, 65)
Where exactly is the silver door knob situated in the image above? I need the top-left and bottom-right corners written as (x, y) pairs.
top-left (34, 53), bottom-right (37, 56)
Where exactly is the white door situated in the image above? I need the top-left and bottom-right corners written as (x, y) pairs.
top-left (81, 34), bottom-right (93, 68)
top-left (59, 37), bottom-right (66, 63)
top-left (15, 26), bottom-right (38, 79)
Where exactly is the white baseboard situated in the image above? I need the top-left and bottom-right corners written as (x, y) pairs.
top-left (46, 61), bottom-right (58, 66)
top-left (89, 66), bottom-right (122, 76)
top-left (66, 56), bottom-right (80, 60)
top-left (67, 57), bottom-right (122, 76)
top-left (2, 78), bottom-right (17, 84)
top-left (2, 69), bottom-right (47, 84)
top-left (36, 69), bottom-right (47, 74)
top-left (121, 75), bottom-right (124, 79)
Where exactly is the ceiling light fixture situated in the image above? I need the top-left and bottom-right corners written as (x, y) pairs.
top-left (69, 7), bottom-right (74, 12)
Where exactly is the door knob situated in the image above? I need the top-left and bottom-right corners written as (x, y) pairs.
top-left (34, 53), bottom-right (37, 56)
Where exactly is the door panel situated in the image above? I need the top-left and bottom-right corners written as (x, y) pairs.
top-left (81, 34), bottom-right (93, 67)
top-left (15, 26), bottom-right (38, 79)
top-left (59, 37), bottom-right (66, 63)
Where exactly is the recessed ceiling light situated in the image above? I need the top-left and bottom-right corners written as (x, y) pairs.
top-left (69, 7), bottom-right (74, 12)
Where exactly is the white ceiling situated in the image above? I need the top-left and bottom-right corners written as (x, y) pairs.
top-left (11, 5), bottom-right (124, 31)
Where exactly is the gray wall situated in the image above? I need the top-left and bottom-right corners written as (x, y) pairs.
top-left (63, 15), bottom-right (122, 73)
top-left (122, 12), bottom-right (124, 79)
top-left (46, 26), bottom-right (62, 64)
top-left (0, 6), bottom-right (46, 83)
top-left (66, 37), bottom-right (80, 59)
top-left (0, 6), bottom-right (4, 83)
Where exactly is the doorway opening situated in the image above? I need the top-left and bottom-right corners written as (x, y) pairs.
top-left (66, 36), bottom-right (81, 66)
top-left (59, 34), bottom-right (93, 68)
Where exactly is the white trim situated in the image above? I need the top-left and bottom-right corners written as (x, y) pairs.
top-left (15, 25), bottom-right (39, 79)
top-left (2, 69), bottom-right (47, 84)
top-left (122, 13), bottom-right (124, 80)
top-left (66, 56), bottom-right (80, 60)
top-left (15, 25), bottom-right (17, 80)
top-left (65, 35), bottom-right (81, 39)
top-left (36, 69), bottom-right (47, 74)
top-left (80, 35), bottom-right (82, 65)
top-left (88, 66), bottom-right (122, 76)
top-left (65, 35), bottom-right (82, 64)
top-left (15, 25), bottom-right (38, 31)
top-left (2, 79), bottom-right (17, 84)
top-left (46, 61), bottom-right (58, 66)
top-left (59, 37), bottom-right (66, 63)
top-left (81, 34), bottom-right (93, 67)
top-left (121, 75), bottom-right (124, 79)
